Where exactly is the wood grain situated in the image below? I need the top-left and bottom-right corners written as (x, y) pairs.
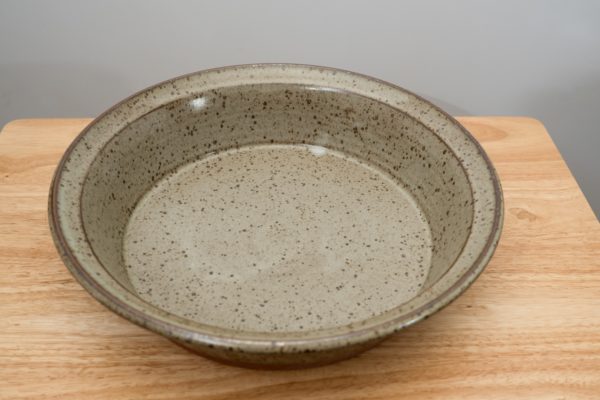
top-left (0, 117), bottom-right (598, 399)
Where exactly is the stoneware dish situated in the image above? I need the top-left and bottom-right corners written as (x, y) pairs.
top-left (49, 64), bottom-right (503, 368)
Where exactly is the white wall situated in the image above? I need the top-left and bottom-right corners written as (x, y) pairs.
top-left (1, 0), bottom-right (598, 216)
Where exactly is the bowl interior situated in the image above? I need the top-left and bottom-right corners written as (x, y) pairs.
top-left (79, 82), bottom-right (473, 333)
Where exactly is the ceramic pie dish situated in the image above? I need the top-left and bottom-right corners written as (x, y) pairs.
top-left (49, 64), bottom-right (503, 368)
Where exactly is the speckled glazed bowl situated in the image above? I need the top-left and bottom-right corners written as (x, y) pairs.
top-left (49, 64), bottom-right (503, 368)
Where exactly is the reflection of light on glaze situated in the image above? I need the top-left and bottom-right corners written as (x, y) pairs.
top-left (190, 97), bottom-right (207, 110)
top-left (305, 145), bottom-right (328, 157)
top-left (305, 86), bottom-right (342, 93)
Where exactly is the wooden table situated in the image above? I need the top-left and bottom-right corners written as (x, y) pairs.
top-left (1, 118), bottom-right (599, 399)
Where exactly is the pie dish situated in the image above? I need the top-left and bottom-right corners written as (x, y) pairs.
top-left (49, 64), bottom-right (503, 368)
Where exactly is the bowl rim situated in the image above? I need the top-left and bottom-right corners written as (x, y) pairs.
top-left (49, 63), bottom-right (503, 353)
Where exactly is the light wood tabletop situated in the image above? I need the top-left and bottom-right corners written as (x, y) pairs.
top-left (1, 117), bottom-right (599, 399)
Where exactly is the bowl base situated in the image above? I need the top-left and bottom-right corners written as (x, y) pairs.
top-left (171, 335), bottom-right (387, 369)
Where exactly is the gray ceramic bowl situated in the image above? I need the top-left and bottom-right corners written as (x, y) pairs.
top-left (49, 64), bottom-right (503, 368)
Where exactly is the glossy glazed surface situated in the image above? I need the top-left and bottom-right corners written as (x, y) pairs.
top-left (49, 65), bottom-right (503, 368)
top-left (125, 144), bottom-right (431, 332)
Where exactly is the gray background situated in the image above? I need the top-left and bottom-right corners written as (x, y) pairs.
top-left (1, 0), bottom-right (598, 217)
